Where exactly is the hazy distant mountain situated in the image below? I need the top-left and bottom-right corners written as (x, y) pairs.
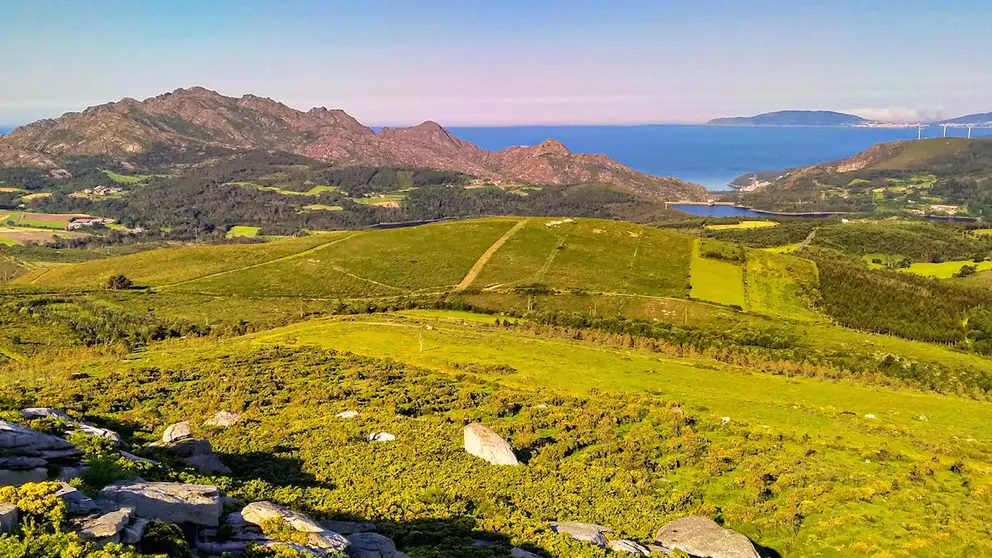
top-left (939, 112), bottom-right (992, 125)
top-left (707, 110), bottom-right (868, 127)
top-left (0, 87), bottom-right (705, 200)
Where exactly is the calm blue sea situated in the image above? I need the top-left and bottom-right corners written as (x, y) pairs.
top-left (450, 125), bottom-right (992, 191)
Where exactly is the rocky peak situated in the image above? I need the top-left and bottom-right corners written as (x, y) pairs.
top-left (380, 121), bottom-right (476, 151)
top-left (534, 139), bottom-right (570, 156)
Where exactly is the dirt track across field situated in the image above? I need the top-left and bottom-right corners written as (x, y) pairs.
top-left (455, 219), bottom-right (529, 291)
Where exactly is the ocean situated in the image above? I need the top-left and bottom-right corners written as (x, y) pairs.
top-left (450, 125), bottom-right (992, 191)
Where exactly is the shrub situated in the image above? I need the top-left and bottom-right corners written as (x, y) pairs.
top-left (105, 274), bottom-right (134, 290)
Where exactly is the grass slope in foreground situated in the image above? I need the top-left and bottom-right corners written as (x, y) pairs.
top-left (4, 309), bottom-right (988, 557)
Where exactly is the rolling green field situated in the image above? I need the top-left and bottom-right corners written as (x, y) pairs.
top-left (14, 233), bottom-right (343, 289)
top-left (898, 259), bottom-right (992, 279)
top-left (689, 239), bottom-right (746, 308)
top-left (102, 169), bottom-right (156, 184)
top-left (225, 225), bottom-right (261, 238)
top-left (25, 308), bottom-right (980, 557)
top-left (304, 204), bottom-right (344, 211)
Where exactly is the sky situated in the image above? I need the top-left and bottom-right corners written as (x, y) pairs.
top-left (2, 0), bottom-right (992, 127)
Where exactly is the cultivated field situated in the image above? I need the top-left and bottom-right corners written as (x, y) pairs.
top-left (225, 225), bottom-right (261, 238)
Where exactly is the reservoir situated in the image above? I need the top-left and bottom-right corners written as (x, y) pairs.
top-left (668, 203), bottom-right (836, 218)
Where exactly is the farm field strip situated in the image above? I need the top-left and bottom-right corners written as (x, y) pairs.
top-left (689, 239), bottom-right (746, 308)
top-left (898, 259), bottom-right (992, 279)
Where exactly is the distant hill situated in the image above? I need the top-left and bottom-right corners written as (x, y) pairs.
top-left (735, 137), bottom-right (992, 215)
top-left (940, 112), bottom-right (992, 125)
top-left (0, 87), bottom-right (705, 200)
top-left (707, 110), bottom-right (867, 127)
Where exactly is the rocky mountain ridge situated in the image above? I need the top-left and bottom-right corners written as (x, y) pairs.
top-left (0, 87), bottom-right (705, 200)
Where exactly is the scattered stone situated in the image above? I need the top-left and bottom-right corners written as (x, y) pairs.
top-left (336, 411), bottom-right (360, 419)
top-left (98, 481), bottom-right (223, 526)
top-left (0, 503), bottom-right (17, 534)
top-left (608, 539), bottom-right (651, 556)
top-left (319, 520), bottom-right (378, 535)
top-left (153, 437), bottom-right (231, 475)
top-left (347, 532), bottom-right (397, 557)
top-left (368, 432), bottom-right (395, 442)
top-left (121, 517), bottom-right (149, 545)
top-left (463, 424), bottom-right (519, 466)
top-left (19, 408), bottom-right (122, 446)
top-left (161, 421), bottom-right (192, 443)
top-left (510, 548), bottom-right (542, 558)
top-left (864, 414), bottom-right (876, 420)
top-left (56, 482), bottom-right (100, 515)
top-left (242, 501), bottom-right (349, 552)
top-left (918, 415), bottom-right (928, 421)
top-left (548, 521), bottom-right (611, 548)
top-left (77, 507), bottom-right (133, 543)
top-left (654, 516), bottom-right (760, 558)
top-left (721, 417), bottom-right (731, 425)
top-left (203, 411), bottom-right (242, 428)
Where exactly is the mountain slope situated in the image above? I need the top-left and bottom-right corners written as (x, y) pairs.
top-left (940, 112), bottom-right (992, 125)
top-left (0, 87), bottom-right (705, 200)
top-left (707, 110), bottom-right (867, 127)
top-left (735, 137), bottom-right (992, 214)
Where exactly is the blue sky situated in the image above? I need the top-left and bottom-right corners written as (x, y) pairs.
top-left (2, 0), bottom-right (992, 126)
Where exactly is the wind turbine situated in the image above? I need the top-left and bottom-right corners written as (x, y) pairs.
top-left (968, 124), bottom-right (976, 139)
top-left (942, 124), bottom-right (948, 138)
top-left (917, 124), bottom-right (926, 140)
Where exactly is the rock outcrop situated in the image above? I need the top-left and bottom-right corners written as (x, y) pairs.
top-left (98, 481), bottom-right (223, 526)
top-left (76, 507), bottom-right (134, 544)
top-left (654, 516), bottom-right (760, 558)
top-left (241, 501), bottom-right (349, 553)
top-left (56, 482), bottom-right (100, 515)
top-left (151, 422), bottom-right (231, 474)
top-left (0, 420), bottom-right (84, 486)
top-left (463, 424), bottom-right (519, 466)
top-left (548, 521), bottom-right (612, 548)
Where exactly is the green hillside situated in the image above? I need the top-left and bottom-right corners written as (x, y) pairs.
top-left (3, 216), bottom-right (992, 556)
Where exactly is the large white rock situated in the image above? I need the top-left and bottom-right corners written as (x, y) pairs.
top-left (0, 503), bottom-right (17, 534)
top-left (549, 521), bottom-right (612, 548)
top-left (98, 481), bottom-right (223, 527)
top-left (242, 501), bottom-right (349, 552)
top-left (161, 421), bottom-right (192, 443)
top-left (463, 424), bottom-right (518, 466)
top-left (654, 516), bottom-right (760, 558)
top-left (367, 432), bottom-right (395, 442)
